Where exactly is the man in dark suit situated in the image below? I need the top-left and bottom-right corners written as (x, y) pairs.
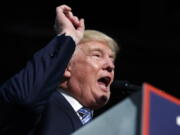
top-left (0, 4), bottom-right (119, 135)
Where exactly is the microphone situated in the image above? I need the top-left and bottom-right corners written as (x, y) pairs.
top-left (111, 80), bottom-right (141, 95)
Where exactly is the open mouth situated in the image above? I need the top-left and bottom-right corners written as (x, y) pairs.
top-left (97, 76), bottom-right (111, 87)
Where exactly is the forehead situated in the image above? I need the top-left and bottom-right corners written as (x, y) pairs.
top-left (79, 41), bottom-right (115, 56)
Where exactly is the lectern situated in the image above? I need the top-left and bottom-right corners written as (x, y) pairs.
top-left (72, 83), bottom-right (180, 135)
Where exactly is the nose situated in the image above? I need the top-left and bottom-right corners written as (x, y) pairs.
top-left (103, 58), bottom-right (115, 73)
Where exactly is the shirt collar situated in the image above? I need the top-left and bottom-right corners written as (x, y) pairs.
top-left (58, 89), bottom-right (83, 112)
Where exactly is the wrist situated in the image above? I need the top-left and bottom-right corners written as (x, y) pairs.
top-left (57, 32), bottom-right (78, 45)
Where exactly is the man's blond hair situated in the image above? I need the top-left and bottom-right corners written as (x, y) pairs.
top-left (80, 30), bottom-right (119, 58)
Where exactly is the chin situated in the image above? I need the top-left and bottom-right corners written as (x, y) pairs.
top-left (93, 95), bottom-right (109, 109)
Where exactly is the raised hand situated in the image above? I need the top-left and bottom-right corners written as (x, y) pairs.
top-left (54, 5), bottom-right (85, 44)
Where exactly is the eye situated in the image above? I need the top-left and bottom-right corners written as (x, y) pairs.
top-left (93, 54), bottom-right (101, 57)
top-left (92, 52), bottom-right (102, 58)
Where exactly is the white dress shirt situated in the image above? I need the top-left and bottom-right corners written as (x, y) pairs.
top-left (58, 89), bottom-right (83, 120)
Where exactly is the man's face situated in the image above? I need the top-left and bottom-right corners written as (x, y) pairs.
top-left (66, 41), bottom-right (115, 109)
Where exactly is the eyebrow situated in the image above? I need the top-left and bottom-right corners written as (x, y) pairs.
top-left (90, 48), bottom-right (115, 59)
top-left (90, 48), bottom-right (103, 52)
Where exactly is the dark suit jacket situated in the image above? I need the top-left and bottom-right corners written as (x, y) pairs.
top-left (0, 34), bottom-right (81, 135)
top-left (34, 90), bottom-right (83, 135)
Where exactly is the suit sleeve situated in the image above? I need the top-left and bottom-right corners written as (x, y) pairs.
top-left (0, 34), bottom-right (75, 111)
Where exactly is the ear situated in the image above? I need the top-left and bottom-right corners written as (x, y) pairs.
top-left (63, 64), bottom-right (72, 78)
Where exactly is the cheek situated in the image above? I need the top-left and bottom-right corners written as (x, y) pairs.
top-left (71, 62), bottom-right (96, 84)
top-left (86, 58), bottom-right (101, 71)
top-left (78, 60), bottom-right (100, 75)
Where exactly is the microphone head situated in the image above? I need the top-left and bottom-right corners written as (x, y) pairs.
top-left (111, 80), bottom-right (130, 89)
top-left (111, 80), bottom-right (141, 95)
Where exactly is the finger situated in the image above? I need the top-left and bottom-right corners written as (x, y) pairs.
top-left (66, 12), bottom-right (80, 27)
top-left (70, 16), bottom-right (80, 28)
top-left (57, 4), bottom-right (72, 12)
top-left (77, 18), bottom-right (85, 32)
top-left (66, 11), bottom-right (74, 20)
top-left (73, 16), bottom-right (80, 25)
top-left (56, 5), bottom-right (72, 18)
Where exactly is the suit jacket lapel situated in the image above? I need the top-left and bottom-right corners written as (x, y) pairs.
top-left (54, 91), bottom-right (83, 129)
